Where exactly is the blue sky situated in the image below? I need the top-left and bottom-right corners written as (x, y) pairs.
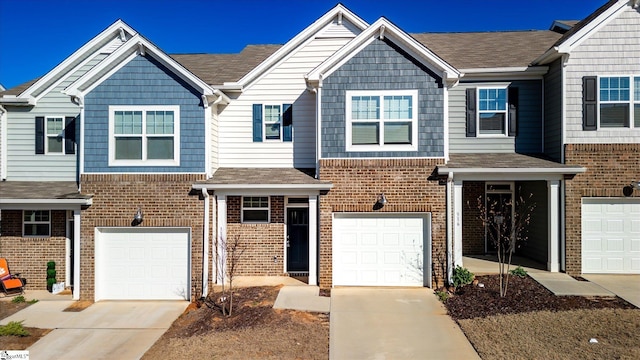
top-left (0, 0), bottom-right (605, 89)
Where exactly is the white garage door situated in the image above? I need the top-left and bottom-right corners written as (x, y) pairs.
top-left (333, 213), bottom-right (430, 287)
top-left (96, 227), bottom-right (190, 300)
top-left (582, 198), bottom-right (640, 274)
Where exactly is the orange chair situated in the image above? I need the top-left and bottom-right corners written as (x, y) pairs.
top-left (0, 258), bottom-right (25, 296)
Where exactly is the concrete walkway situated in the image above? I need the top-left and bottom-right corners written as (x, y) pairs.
top-left (1, 298), bottom-right (187, 360)
top-left (582, 274), bottom-right (640, 308)
top-left (330, 288), bottom-right (479, 360)
top-left (528, 272), bottom-right (615, 297)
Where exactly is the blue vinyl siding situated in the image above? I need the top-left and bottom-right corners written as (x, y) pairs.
top-left (84, 55), bottom-right (205, 173)
top-left (321, 38), bottom-right (445, 158)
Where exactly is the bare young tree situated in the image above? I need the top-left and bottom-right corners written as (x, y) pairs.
top-left (473, 191), bottom-right (535, 297)
top-left (214, 233), bottom-right (246, 316)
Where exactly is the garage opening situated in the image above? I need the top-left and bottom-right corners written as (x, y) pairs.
top-left (95, 227), bottom-right (191, 300)
top-left (333, 213), bottom-right (431, 287)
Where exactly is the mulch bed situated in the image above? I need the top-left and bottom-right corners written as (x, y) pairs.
top-left (445, 275), bottom-right (636, 320)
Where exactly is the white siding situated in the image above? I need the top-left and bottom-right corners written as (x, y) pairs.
top-left (7, 54), bottom-right (108, 181)
top-left (219, 28), bottom-right (359, 168)
top-left (565, 6), bottom-right (640, 144)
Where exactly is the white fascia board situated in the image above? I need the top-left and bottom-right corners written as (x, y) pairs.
top-left (192, 183), bottom-right (333, 192)
top-left (19, 20), bottom-right (137, 98)
top-left (65, 34), bottom-right (213, 97)
top-left (556, 0), bottom-right (628, 54)
top-left (459, 66), bottom-right (549, 78)
top-left (0, 198), bottom-right (92, 209)
top-left (235, 4), bottom-right (369, 88)
top-left (307, 18), bottom-right (460, 84)
top-left (437, 167), bottom-right (587, 175)
top-left (0, 95), bottom-right (36, 106)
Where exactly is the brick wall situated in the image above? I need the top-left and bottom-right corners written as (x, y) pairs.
top-left (462, 181), bottom-right (485, 255)
top-left (225, 196), bottom-right (286, 276)
top-left (80, 174), bottom-right (207, 301)
top-left (318, 158), bottom-right (447, 288)
top-left (564, 144), bottom-right (640, 275)
top-left (0, 210), bottom-right (67, 290)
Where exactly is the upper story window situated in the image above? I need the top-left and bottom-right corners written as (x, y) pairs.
top-left (583, 75), bottom-right (640, 130)
top-left (465, 86), bottom-right (517, 138)
top-left (252, 104), bottom-right (292, 142)
top-left (23, 210), bottom-right (50, 237)
top-left (478, 88), bottom-right (508, 136)
top-left (345, 90), bottom-right (418, 151)
top-left (242, 196), bottom-right (270, 223)
top-left (109, 105), bottom-right (180, 166)
top-left (35, 116), bottom-right (76, 155)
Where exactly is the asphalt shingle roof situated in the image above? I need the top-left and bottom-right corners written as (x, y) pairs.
top-left (442, 153), bottom-right (584, 170)
top-left (0, 181), bottom-right (91, 200)
top-left (197, 168), bottom-right (330, 186)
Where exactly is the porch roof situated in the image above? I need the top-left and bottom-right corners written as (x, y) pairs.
top-left (438, 153), bottom-right (586, 176)
top-left (0, 181), bottom-right (93, 208)
top-left (192, 168), bottom-right (333, 192)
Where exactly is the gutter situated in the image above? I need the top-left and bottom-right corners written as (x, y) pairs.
top-left (201, 188), bottom-right (210, 299)
top-left (437, 167), bottom-right (586, 175)
top-left (192, 183), bottom-right (333, 191)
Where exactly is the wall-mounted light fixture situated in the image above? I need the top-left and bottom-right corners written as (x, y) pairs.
top-left (623, 180), bottom-right (640, 197)
top-left (373, 193), bottom-right (388, 210)
top-left (132, 207), bottom-right (143, 226)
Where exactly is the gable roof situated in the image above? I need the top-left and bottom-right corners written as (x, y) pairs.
top-left (170, 45), bottom-right (281, 86)
top-left (307, 17), bottom-right (460, 86)
top-left (64, 33), bottom-right (214, 98)
top-left (3, 20), bottom-right (137, 103)
top-left (533, 0), bottom-right (632, 64)
top-left (411, 31), bottom-right (562, 70)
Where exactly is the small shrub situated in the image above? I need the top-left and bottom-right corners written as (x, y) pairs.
top-left (0, 321), bottom-right (30, 337)
top-left (11, 295), bottom-right (26, 303)
top-left (510, 266), bottom-right (528, 278)
top-left (435, 290), bottom-right (449, 302)
top-left (452, 266), bottom-right (475, 288)
top-left (27, 299), bottom-right (39, 304)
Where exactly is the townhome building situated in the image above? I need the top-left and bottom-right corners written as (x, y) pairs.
top-left (0, 0), bottom-right (637, 301)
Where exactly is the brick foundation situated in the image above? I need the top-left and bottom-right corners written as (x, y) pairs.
top-left (318, 158), bottom-right (447, 289)
top-left (80, 174), bottom-right (208, 301)
top-left (564, 144), bottom-right (640, 275)
top-left (0, 210), bottom-right (68, 290)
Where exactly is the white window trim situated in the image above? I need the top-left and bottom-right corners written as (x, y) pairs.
top-left (241, 196), bottom-right (271, 223)
top-left (108, 105), bottom-right (180, 166)
top-left (23, 210), bottom-right (51, 237)
top-left (345, 90), bottom-right (418, 152)
top-left (263, 104), bottom-right (283, 142)
top-left (597, 74), bottom-right (639, 130)
top-left (476, 86), bottom-right (509, 138)
top-left (45, 116), bottom-right (65, 155)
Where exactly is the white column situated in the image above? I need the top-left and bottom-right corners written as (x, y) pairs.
top-left (548, 180), bottom-right (560, 272)
top-left (202, 189), bottom-right (210, 298)
top-left (216, 195), bottom-right (227, 284)
top-left (453, 180), bottom-right (463, 267)
top-left (308, 195), bottom-right (318, 286)
top-left (73, 209), bottom-right (81, 300)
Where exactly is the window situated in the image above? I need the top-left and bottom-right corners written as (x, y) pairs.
top-left (23, 210), bottom-right (50, 237)
top-left (109, 106), bottom-right (180, 166)
top-left (46, 117), bottom-right (64, 153)
top-left (346, 90), bottom-right (418, 151)
top-left (478, 88), bottom-right (508, 135)
top-left (584, 76), bottom-right (640, 130)
top-left (252, 104), bottom-right (292, 142)
top-left (242, 196), bottom-right (270, 223)
top-left (35, 116), bottom-right (75, 155)
top-left (264, 105), bottom-right (281, 140)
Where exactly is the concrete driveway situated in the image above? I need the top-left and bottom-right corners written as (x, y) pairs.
top-left (330, 288), bottom-right (479, 360)
top-left (1, 299), bottom-right (187, 359)
top-left (581, 274), bottom-right (640, 308)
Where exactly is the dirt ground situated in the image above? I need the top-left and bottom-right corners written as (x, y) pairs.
top-left (0, 301), bottom-right (50, 350)
top-left (142, 286), bottom-right (330, 360)
top-left (444, 275), bottom-right (640, 359)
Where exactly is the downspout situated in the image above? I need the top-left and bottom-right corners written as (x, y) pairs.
top-left (201, 188), bottom-right (210, 298)
top-left (446, 171), bottom-right (454, 284)
top-left (0, 105), bottom-right (7, 180)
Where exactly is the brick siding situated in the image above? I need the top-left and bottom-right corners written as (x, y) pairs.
top-left (462, 181), bottom-right (485, 255)
top-left (564, 144), bottom-right (640, 275)
top-left (80, 174), bottom-right (207, 301)
top-left (0, 210), bottom-right (67, 290)
top-left (318, 158), bottom-right (447, 289)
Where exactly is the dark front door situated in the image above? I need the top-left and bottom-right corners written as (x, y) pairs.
top-left (287, 208), bottom-right (309, 272)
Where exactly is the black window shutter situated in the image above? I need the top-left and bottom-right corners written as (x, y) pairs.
top-left (64, 116), bottom-right (76, 154)
top-left (583, 76), bottom-right (597, 131)
top-left (508, 87), bottom-right (518, 137)
top-left (252, 104), bottom-right (263, 142)
top-left (35, 116), bottom-right (45, 154)
top-left (465, 88), bottom-right (476, 137)
top-left (283, 103), bottom-right (292, 142)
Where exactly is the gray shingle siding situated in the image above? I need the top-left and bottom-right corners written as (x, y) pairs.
top-left (544, 58), bottom-right (563, 162)
top-left (84, 55), bottom-right (205, 173)
top-left (321, 38), bottom-right (445, 158)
